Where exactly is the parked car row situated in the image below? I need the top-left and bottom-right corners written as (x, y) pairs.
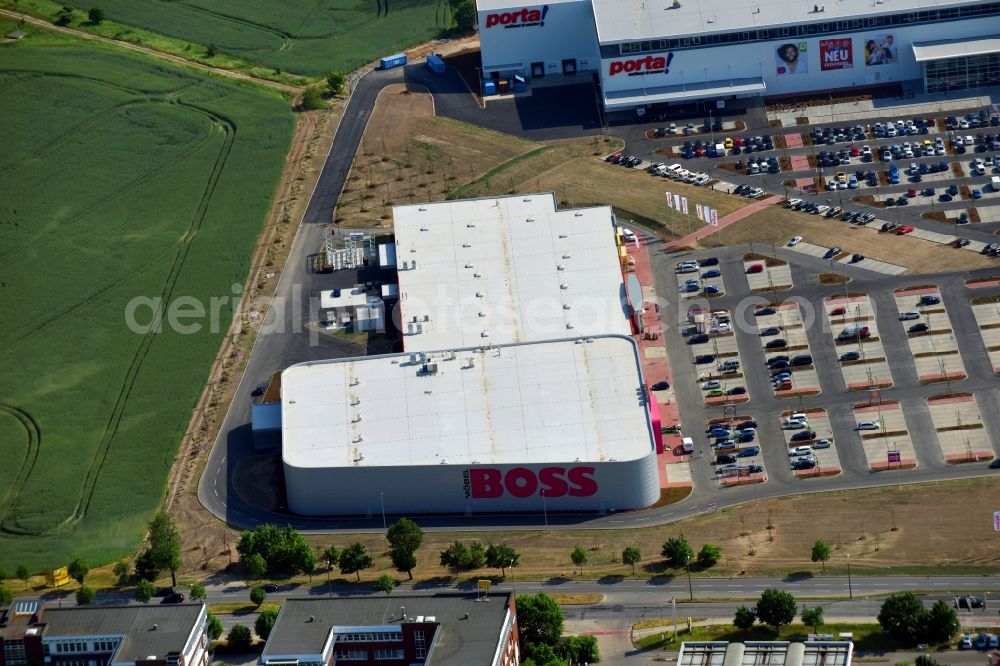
top-left (881, 137), bottom-right (945, 161)
top-left (946, 111), bottom-right (999, 131)
top-left (980, 242), bottom-right (1000, 257)
top-left (648, 162), bottom-right (713, 185)
top-left (605, 151), bottom-right (642, 167)
top-left (811, 124), bottom-right (867, 145)
top-left (872, 117), bottom-right (933, 138)
top-left (733, 183), bottom-right (765, 197)
top-left (740, 156), bottom-right (780, 174)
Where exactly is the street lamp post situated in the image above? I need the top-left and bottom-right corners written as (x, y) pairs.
top-left (846, 554), bottom-right (853, 599)
top-left (686, 562), bottom-right (694, 601)
top-left (380, 491), bottom-right (387, 531)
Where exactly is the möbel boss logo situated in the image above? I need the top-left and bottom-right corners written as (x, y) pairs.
top-left (609, 52), bottom-right (674, 77)
top-left (484, 4), bottom-right (548, 29)
top-left (464, 466), bottom-right (598, 499)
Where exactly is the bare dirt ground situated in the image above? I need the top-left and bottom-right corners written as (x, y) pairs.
top-left (702, 206), bottom-right (995, 272)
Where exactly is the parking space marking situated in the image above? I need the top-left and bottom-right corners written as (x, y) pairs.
top-left (704, 414), bottom-right (767, 487)
top-left (743, 257), bottom-right (793, 291)
top-left (852, 401), bottom-right (918, 471)
top-left (755, 302), bottom-right (821, 397)
top-left (926, 393), bottom-right (995, 463)
top-left (970, 301), bottom-right (1000, 374)
top-left (825, 294), bottom-right (894, 389)
top-left (893, 286), bottom-right (967, 383)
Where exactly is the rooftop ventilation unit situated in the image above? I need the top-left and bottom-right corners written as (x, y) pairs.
top-left (422, 363), bottom-right (438, 375)
top-left (418, 206), bottom-right (427, 211)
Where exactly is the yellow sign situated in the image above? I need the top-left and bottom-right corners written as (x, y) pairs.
top-left (478, 579), bottom-right (492, 591)
top-left (46, 566), bottom-right (70, 587)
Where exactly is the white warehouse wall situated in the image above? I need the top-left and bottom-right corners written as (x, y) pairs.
top-left (599, 18), bottom-right (993, 98)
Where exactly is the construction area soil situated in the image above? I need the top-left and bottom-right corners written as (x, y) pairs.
top-left (701, 205), bottom-right (995, 272)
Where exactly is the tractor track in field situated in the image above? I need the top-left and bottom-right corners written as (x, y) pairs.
top-left (0, 8), bottom-right (302, 95)
top-left (169, 1), bottom-right (294, 54)
top-left (60, 107), bottom-right (237, 535)
top-left (0, 404), bottom-right (41, 536)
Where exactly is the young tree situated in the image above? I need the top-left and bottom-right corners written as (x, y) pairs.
top-left (440, 541), bottom-right (486, 571)
top-left (75, 585), bottom-right (95, 605)
top-left (147, 511), bottom-right (182, 587)
top-left (54, 5), bottom-right (74, 26)
top-left (733, 605), bottom-right (756, 634)
top-left (558, 635), bottom-right (600, 664)
top-left (246, 553), bottom-right (267, 581)
top-left (226, 624), bottom-right (253, 650)
top-left (326, 71), bottom-right (347, 97)
top-left (387, 518), bottom-right (423, 580)
top-left (250, 586), bottom-right (266, 607)
top-left (0, 566), bottom-right (6, 580)
top-left (374, 574), bottom-right (397, 595)
top-left (756, 588), bottom-right (797, 632)
top-left (205, 43), bottom-right (218, 58)
top-left (0, 586), bottom-right (12, 607)
top-left (661, 535), bottom-right (693, 567)
top-left (113, 559), bottom-right (130, 585)
top-left (190, 582), bottom-right (207, 602)
top-left (15, 565), bottom-right (29, 585)
top-left (339, 543), bottom-right (374, 581)
top-left (925, 600), bottom-right (959, 642)
top-left (527, 642), bottom-right (563, 666)
top-left (87, 7), bottom-right (105, 24)
top-left (295, 544), bottom-right (317, 581)
top-left (622, 546), bottom-right (642, 574)
top-left (321, 546), bottom-right (340, 583)
top-left (207, 613), bottom-right (224, 641)
top-left (516, 593), bottom-right (564, 651)
top-left (301, 87), bottom-right (327, 111)
top-left (698, 544), bottom-right (722, 568)
top-left (570, 546), bottom-right (588, 574)
top-left (878, 592), bottom-right (928, 643)
top-left (485, 544), bottom-right (520, 577)
top-left (801, 606), bottom-right (825, 633)
top-left (255, 608), bottom-right (279, 640)
top-left (810, 540), bottom-right (831, 572)
top-left (135, 579), bottom-right (156, 604)
top-left (67, 558), bottom-right (89, 585)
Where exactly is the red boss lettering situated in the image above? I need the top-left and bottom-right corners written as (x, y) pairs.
top-left (567, 466), bottom-right (598, 496)
top-left (608, 54), bottom-right (670, 76)
top-left (469, 468), bottom-right (503, 498)
top-left (469, 466), bottom-right (598, 498)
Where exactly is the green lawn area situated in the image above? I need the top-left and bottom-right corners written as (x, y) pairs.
top-left (4, 0), bottom-right (451, 78)
top-left (0, 19), bottom-right (293, 567)
top-left (634, 622), bottom-right (940, 652)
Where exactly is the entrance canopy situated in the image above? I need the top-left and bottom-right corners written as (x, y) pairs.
top-left (603, 77), bottom-right (765, 111)
top-left (913, 36), bottom-right (1000, 62)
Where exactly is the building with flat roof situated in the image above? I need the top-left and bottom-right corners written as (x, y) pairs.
top-left (282, 334), bottom-right (659, 515)
top-left (0, 601), bottom-right (209, 666)
top-left (392, 193), bottom-right (631, 351)
top-left (476, 0), bottom-right (1000, 112)
top-left (260, 593), bottom-right (519, 666)
top-left (678, 640), bottom-right (854, 666)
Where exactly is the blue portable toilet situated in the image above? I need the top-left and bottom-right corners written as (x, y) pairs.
top-left (427, 54), bottom-right (446, 74)
top-left (513, 73), bottom-right (526, 92)
top-left (483, 80), bottom-right (496, 96)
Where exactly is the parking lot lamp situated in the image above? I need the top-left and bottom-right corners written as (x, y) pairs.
top-left (686, 562), bottom-right (694, 601)
top-left (846, 554), bottom-right (853, 599)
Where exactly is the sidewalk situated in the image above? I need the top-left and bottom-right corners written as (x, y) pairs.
top-left (769, 88), bottom-right (998, 127)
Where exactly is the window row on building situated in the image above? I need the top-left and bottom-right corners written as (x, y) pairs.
top-left (335, 631), bottom-right (403, 643)
top-left (604, 1), bottom-right (1000, 57)
top-left (925, 53), bottom-right (1000, 94)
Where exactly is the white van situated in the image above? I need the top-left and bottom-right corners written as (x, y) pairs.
top-left (992, 176), bottom-right (1000, 192)
top-left (682, 437), bottom-right (695, 454)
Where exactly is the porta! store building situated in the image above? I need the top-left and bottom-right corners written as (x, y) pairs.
top-left (476, 0), bottom-right (1000, 112)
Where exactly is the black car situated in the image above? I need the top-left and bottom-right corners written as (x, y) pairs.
top-left (695, 354), bottom-right (715, 364)
top-left (766, 356), bottom-right (789, 367)
top-left (791, 430), bottom-right (816, 442)
top-left (792, 458), bottom-right (817, 470)
top-left (755, 307), bottom-right (776, 316)
top-left (162, 592), bottom-right (185, 604)
top-left (650, 380), bottom-right (670, 391)
top-left (688, 333), bottom-right (710, 345)
top-left (850, 253), bottom-right (864, 263)
top-left (737, 420), bottom-right (758, 429)
top-left (909, 322), bottom-right (929, 333)
top-left (954, 238), bottom-right (970, 248)
top-left (768, 359), bottom-right (790, 369)
top-left (251, 384), bottom-right (267, 397)
top-left (840, 351), bottom-right (861, 362)
top-left (759, 327), bottom-right (781, 336)
top-left (701, 256), bottom-right (720, 266)
top-left (919, 295), bottom-right (941, 305)
top-left (791, 354), bottom-right (813, 366)
top-left (716, 454), bottom-right (738, 464)
top-left (823, 247), bottom-right (841, 259)
top-left (727, 386), bottom-right (747, 395)
top-left (263, 583), bottom-right (279, 593)
top-left (989, 458), bottom-right (1000, 469)
top-left (746, 464), bottom-right (765, 474)
top-left (765, 338), bottom-right (787, 349)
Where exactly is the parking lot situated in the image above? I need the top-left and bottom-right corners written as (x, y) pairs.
top-left (705, 414), bottom-right (767, 487)
top-left (752, 302), bottom-right (821, 397)
top-left (926, 393), bottom-right (994, 463)
top-left (852, 400), bottom-right (918, 472)
top-left (743, 254), bottom-right (793, 292)
top-left (969, 295), bottom-right (1000, 374)
top-left (892, 285), bottom-right (967, 383)
top-left (778, 408), bottom-right (842, 477)
top-left (824, 294), bottom-right (894, 390)
top-left (683, 305), bottom-right (750, 406)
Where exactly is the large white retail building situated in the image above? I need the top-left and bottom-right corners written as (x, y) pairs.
top-left (475, 0), bottom-right (1000, 112)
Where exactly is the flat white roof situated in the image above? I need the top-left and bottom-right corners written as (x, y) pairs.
top-left (320, 286), bottom-right (368, 310)
top-left (912, 36), bottom-right (1000, 62)
top-left (281, 335), bottom-right (654, 469)
top-left (593, 0), bottom-right (981, 45)
top-left (393, 194), bottom-right (631, 352)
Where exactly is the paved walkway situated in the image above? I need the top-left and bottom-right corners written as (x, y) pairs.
top-left (769, 90), bottom-right (996, 127)
top-left (667, 195), bottom-right (784, 248)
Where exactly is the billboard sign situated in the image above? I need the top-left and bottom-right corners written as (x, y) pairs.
top-left (820, 38), bottom-right (853, 70)
top-left (681, 196), bottom-right (689, 215)
top-left (465, 466), bottom-right (598, 499)
top-left (775, 42), bottom-right (808, 75)
top-left (994, 510), bottom-right (1000, 532)
top-left (608, 53), bottom-right (675, 77)
top-left (710, 209), bottom-right (719, 226)
top-left (484, 4), bottom-right (548, 29)
top-left (864, 34), bottom-right (897, 65)
top-left (887, 450), bottom-right (901, 464)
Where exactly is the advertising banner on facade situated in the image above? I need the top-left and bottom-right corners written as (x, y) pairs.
top-left (681, 196), bottom-right (688, 215)
top-left (864, 34), bottom-right (897, 65)
top-left (820, 38), bottom-right (853, 70)
top-left (775, 42), bottom-right (808, 75)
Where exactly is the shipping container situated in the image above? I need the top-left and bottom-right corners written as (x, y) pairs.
top-left (379, 53), bottom-right (407, 70)
top-left (426, 54), bottom-right (446, 73)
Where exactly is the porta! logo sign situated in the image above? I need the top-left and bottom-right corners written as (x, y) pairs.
top-left (464, 466), bottom-right (598, 499)
top-left (484, 4), bottom-right (548, 29)
top-left (608, 53), bottom-right (674, 77)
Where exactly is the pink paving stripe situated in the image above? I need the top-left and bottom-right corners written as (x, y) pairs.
top-left (826, 295), bottom-right (869, 304)
top-left (854, 402), bottom-right (900, 413)
top-left (870, 460), bottom-right (917, 471)
top-left (722, 473), bottom-right (766, 486)
top-left (795, 177), bottom-right (815, 190)
top-left (919, 371), bottom-right (967, 382)
top-left (794, 466), bottom-right (842, 477)
top-left (894, 286), bottom-right (940, 297)
top-left (967, 279), bottom-right (1000, 289)
top-left (666, 195), bottom-right (784, 249)
top-left (789, 155), bottom-right (810, 170)
top-left (946, 452), bottom-right (996, 462)
top-left (848, 380), bottom-right (894, 389)
top-left (927, 394), bottom-right (975, 405)
top-left (785, 133), bottom-right (804, 149)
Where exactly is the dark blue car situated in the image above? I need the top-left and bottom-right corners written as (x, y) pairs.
top-left (738, 446), bottom-right (760, 457)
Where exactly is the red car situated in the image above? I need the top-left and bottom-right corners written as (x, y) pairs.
top-left (694, 147), bottom-right (705, 157)
top-left (746, 263), bottom-right (764, 274)
top-left (849, 145), bottom-right (861, 157)
top-left (605, 150), bottom-right (623, 163)
top-left (907, 188), bottom-right (917, 197)
top-left (775, 381), bottom-right (792, 391)
top-left (830, 306), bottom-right (846, 316)
top-left (896, 225), bottom-right (915, 235)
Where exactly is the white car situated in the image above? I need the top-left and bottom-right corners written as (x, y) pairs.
top-left (620, 227), bottom-right (637, 242)
top-left (788, 446), bottom-right (813, 457)
top-left (898, 311), bottom-right (921, 321)
top-left (856, 421), bottom-right (882, 431)
top-left (812, 439), bottom-right (832, 449)
top-left (787, 235), bottom-right (803, 247)
top-left (815, 205), bottom-right (830, 215)
top-left (694, 174), bottom-right (711, 186)
top-left (782, 420), bottom-right (807, 430)
top-left (712, 322), bottom-right (732, 334)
